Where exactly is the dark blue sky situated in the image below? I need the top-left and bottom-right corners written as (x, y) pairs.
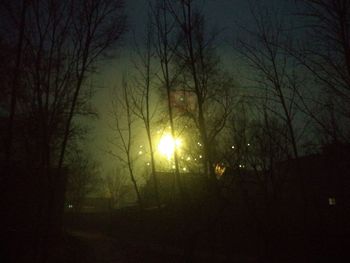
top-left (86, 0), bottom-right (300, 173)
top-left (123, 0), bottom-right (297, 46)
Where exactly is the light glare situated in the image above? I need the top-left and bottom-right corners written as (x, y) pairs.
top-left (158, 133), bottom-right (182, 160)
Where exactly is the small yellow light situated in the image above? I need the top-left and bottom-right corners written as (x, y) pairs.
top-left (328, 197), bottom-right (336, 205)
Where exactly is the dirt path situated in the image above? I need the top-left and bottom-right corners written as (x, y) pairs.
top-left (68, 230), bottom-right (257, 263)
top-left (68, 230), bottom-right (184, 262)
top-left (69, 230), bottom-right (126, 263)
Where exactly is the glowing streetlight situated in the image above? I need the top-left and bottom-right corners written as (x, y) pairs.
top-left (158, 133), bottom-right (182, 160)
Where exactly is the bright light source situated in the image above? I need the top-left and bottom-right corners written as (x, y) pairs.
top-left (138, 150), bottom-right (143, 155)
top-left (186, 156), bottom-right (191, 161)
top-left (158, 133), bottom-right (182, 160)
top-left (146, 162), bottom-right (150, 166)
top-left (231, 145), bottom-right (235, 149)
top-left (247, 143), bottom-right (250, 146)
top-left (182, 167), bottom-right (187, 171)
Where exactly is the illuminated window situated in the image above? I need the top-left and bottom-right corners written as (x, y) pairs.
top-left (328, 197), bottom-right (336, 206)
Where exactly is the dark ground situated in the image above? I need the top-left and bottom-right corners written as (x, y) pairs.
top-left (63, 209), bottom-right (259, 263)
top-left (62, 208), bottom-right (349, 263)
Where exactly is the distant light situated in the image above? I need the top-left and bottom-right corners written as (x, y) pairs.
top-left (186, 156), bottom-right (191, 161)
top-left (172, 165), bottom-right (176, 169)
top-left (215, 163), bottom-right (226, 178)
top-left (247, 143), bottom-right (250, 146)
top-left (68, 204), bottom-right (73, 208)
top-left (199, 155), bottom-right (202, 159)
top-left (328, 197), bottom-right (336, 206)
top-left (140, 145), bottom-right (143, 148)
top-left (182, 167), bottom-right (187, 171)
top-left (138, 150), bottom-right (143, 155)
top-left (231, 145), bottom-right (235, 149)
top-left (146, 162), bottom-right (150, 166)
top-left (197, 142), bottom-right (202, 146)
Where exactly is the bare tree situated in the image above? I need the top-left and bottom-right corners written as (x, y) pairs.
top-left (109, 78), bottom-right (143, 209)
top-left (65, 150), bottom-right (101, 212)
top-left (166, 0), bottom-right (234, 182)
top-left (103, 167), bottom-right (128, 209)
top-left (3, 0), bottom-right (28, 163)
top-left (151, 0), bottom-right (184, 198)
top-left (0, 0), bottom-right (126, 261)
top-left (235, 4), bottom-right (311, 261)
top-left (131, 13), bottom-right (161, 207)
top-left (224, 101), bottom-right (291, 262)
top-left (236, 5), bottom-right (301, 160)
top-left (291, 0), bottom-right (350, 142)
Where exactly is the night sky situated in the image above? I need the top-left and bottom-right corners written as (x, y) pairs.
top-left (3, 2), bottom-right (348, 262)
top-left (85, 0), bottom-right (299, 175)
